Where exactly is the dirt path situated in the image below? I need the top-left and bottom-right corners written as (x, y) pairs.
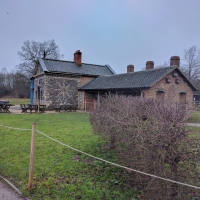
top-left (186, 123), bottom-right (200, 127)
top-left (0, 179), bottom-right (27, 200)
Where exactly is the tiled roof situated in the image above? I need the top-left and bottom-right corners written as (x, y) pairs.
top-left (39, 59), bottom-right (116, 76)
top-left (80, 66), bottom-right (197, 90)
top-left (194, 91), bottom-right (200, 95)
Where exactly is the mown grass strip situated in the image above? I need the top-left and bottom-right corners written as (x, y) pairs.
top-left (187, 110), bottom-right (200, 123)
top-left (0, 98), bottom-right (30, 105)
top-left (0, 113), bottom-right (139, 200)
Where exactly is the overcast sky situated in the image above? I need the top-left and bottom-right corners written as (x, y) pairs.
top-left (1, 0), bottom-right (200, 74)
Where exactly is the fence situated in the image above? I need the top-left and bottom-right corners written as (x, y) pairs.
top-left (193, 100), bottom-right (200, 110)
top-left (83, 100), bottom-right (98, 112)
top-left (0, 123), bottom-right (200, 192)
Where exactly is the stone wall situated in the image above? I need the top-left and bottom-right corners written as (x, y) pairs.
top-left (143, 69), bottom-right (194, 106)
top-left (46, 75), bottom-right (79, 108)
top-left (34, 74), bottom-right (80, 108)
top-left (34, 74), bottom-right (46, 105)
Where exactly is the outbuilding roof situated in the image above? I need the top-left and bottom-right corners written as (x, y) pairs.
top-left (38, 58), bottom-right (116, 76)
top-left (194, 91), bottom-right (200, 95)
top-left (80, 66), bottom-right (198, 91)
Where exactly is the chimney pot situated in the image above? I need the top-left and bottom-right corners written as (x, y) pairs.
top-left (146, 61), bottom-right (154, 70)
top-left (127, 64), bottom-right (134, 73)
top-left (170, 56), bottom-right (180, 67)
top-left (74, 50), bottom-right (82, 66)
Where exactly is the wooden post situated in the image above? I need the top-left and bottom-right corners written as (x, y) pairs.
top-left (37, 99), bottom-right (40, 113)
top-left (85, 100), bottom-right (86, 112)
top-left (28, 122), bottom-right (36, 191)
top-left (97, 91), bottom-right (100, 109)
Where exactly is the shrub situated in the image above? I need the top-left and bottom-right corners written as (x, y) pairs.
top-left (90, 94), bottom-right (200, 199)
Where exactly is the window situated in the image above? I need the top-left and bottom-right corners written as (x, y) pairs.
top-left (179, 92), bottom-right (187, 110)
top-left (175, 78), bottom-right (181, 84)
top-left (179, 92), bottom-right (186, 103)
top-left (156, 91), bottom-right (164, 100)
top-left (166, 77), bottom-right (171, 83)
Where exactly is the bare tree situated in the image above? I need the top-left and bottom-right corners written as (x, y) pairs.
top-left (155, 61), bottom-right (170, 69)
top-left (16, 39), bottom-right (64, 78)
top-left (181, 45), bottom-right (200, 84)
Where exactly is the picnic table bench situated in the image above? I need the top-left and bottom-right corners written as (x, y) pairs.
top-left (55, 104), bottom-right (77, 112)
top-left (0, 101), bottom-right (15, 113)
top-left (20, 104), bottom-right (46, 113)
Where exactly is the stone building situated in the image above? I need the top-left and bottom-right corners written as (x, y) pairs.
top-left (31, 50), bottom-right (116, 108)
top-left (32, 53), bottom-right (197, 110)
top-left (79, 56), bottom-right (198, 109)
top-left (194, 91), bottom-right (200, 101)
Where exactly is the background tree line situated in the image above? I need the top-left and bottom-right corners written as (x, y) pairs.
top-left (0, 39), bottom-right (63, 98)
top-left (0, 68), bottom-right (30, 98)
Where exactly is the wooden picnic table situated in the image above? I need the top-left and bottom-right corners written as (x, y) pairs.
top-left (20, 104), bottom-right (46, 113)
top-left (0, 103), bottom-right (15, 113)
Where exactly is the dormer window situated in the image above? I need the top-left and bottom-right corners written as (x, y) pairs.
top-left (166, 78), bottom-right (171, 83)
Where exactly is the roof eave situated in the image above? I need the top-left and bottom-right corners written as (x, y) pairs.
top-left (39, 59), bottom-right (49, 72)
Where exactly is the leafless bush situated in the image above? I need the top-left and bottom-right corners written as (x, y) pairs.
top-left (90, 94), bottom-right (200, 199)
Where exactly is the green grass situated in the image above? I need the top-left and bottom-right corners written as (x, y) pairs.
top-left (0, 97), bottom-right (30, 105)
top-left (187, 110), bottom-right (200, 123)
top-left (0, 113), bottom-right (139, 200)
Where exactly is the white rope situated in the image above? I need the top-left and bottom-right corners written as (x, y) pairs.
top-left (0, 124), bottom-right (31, 131)
top-left (36, 130), bottom-right (200, 190)
top-left (1, 124), bottom-right (200, 190)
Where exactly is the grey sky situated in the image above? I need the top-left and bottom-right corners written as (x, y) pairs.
top-left (0, 0), bottom-right (200, 74)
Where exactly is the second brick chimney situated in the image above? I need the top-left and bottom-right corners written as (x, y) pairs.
top-left (146, 61), bottom-right (154, 70)
top-left (170, 56), bottom-right (180, 67)
top-left (74, 50), bottom-right (82, 66)
top-left (127, 64), bottom-right (134, 73)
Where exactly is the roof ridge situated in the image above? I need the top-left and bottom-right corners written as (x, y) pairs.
top-left (96, 66), bottom-right (176, 78)
top-left (41, 58), bottom-right (107, 67)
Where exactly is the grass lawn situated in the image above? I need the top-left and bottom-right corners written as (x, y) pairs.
top-left (0, 113), bottom-right (139, 200)
top-left (0, 97), bottom-right (30, 105)
top-left (187, 110), bottom-right (200, 123)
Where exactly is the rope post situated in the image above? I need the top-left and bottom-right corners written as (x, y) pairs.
top-left (28, 122), bottom-right (36, 191)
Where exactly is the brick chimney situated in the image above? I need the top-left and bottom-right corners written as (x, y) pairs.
top-left (127, 64), bottom-right (134, 73)
top-left (74, 50), bottom-right (82, 66)
top-left (170, 56), bottom-right (180, 67)
top-left (146, 61), bottom-right (154, 70)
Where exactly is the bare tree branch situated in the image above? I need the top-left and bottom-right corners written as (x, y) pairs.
top-left (16, 39), bottom-right (64, 78)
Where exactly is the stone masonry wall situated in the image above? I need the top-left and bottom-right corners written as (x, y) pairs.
top-left (34, 74), bottom-right (45, 105)
top-left (143, 70), bottom-right (194, 106)
top-left (34, 74), bottom-right (80, 108)
top-left (44, 75), bottom-right (80, 108)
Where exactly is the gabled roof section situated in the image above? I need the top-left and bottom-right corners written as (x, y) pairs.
top-left (194, 91), bottom-right (200, 95)
top-left (80, 66), bottom-right (198, 91)
top-left (38, 58), bottom-right (116, 76)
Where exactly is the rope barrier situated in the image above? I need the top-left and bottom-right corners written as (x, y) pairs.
top-left (0, 124), bottom-right (31, 131)
top-left (1, 124), bottom-right (200, 190)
